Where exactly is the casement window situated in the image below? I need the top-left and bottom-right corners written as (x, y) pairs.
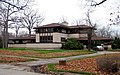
top-left (70, 29), bottom-right (79, 33)
top-left (40, 36), bottom-right (53, 43)
top-left (39, 28), bottom-right (53, 33)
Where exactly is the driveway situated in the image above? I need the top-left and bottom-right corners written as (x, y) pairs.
top-left (0, 64), bottom-right (47, 75)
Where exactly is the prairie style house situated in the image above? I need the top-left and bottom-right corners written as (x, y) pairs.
top-left (34, 23), bottom-right (93, 43)
top-left (9, 22), bottom-right (112, 49)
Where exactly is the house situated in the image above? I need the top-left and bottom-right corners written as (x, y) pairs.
top-left (34, 23), bottom-right (93, 43)
top-left (8, 36), bottom-right (36, 48)
top-left (8, 23), bottom-right (112, 49)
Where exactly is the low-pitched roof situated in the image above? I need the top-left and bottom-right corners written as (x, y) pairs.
top-left (34, 23), bottom-right (68, 29)
top-left (34, 23), bottom-right (94, 29)
top-left (69, 25), bottom-right (93, 29)
top-left (78, 37), bottom-right (112, 41)
top-left (9, 37), bottom-right (35, 40)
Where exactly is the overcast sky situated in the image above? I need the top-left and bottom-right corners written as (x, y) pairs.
top-left (8, 0), bottom-right (120, 34)
top-left (32, 0), bottom-right (119, 26)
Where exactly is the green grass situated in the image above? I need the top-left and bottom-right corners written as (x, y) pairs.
top-left (33, 49), bottom-right (95, 54)
top-left (0, 48), bottom-right (96, 53)
top-left (0, 48), bottom-right (96, 58)
top-left (47, 64), bottom-right (97, 75)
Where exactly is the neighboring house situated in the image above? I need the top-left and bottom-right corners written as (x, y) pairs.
top-left (8, 23), bottom-right (112, 49)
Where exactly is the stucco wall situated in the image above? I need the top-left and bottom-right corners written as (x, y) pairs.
top-left (68, 34), bottom-right (79, 38)
top-left (8, 43), bottom-right (62, 49)
top-left (8, 44), bottom-right (26, 48)
top-left (36, 33), bottom-right (40, 42)
top-left (53, 33), bottom-right (68, 43)
top-left (26, 43), bottom-right (62, 49)
top-left (79, 34), bottom-right (88, 37)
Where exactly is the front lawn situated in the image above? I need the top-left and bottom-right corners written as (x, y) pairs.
top-left (0, 48), bottom-right (95, 58)
top-left (0, 56), bottom-right (34, 63)
top-left (47, 53), bottom-right (120, 75)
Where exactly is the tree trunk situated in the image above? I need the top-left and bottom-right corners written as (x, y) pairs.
top-left (29, 29), bottom-right (31, 36)
top-left (4, 20), bottom-right (8, 48)
top-left (2, 27), bottom-right (5, 48)
top-left (16, 30), bottom-right (18, 37)
top-left (88, 29), bottom-right (92, 51)
top-left (4, 5), bottom-right (10, 48)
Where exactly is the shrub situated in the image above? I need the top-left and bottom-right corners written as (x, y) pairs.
top-left (62, 38), bottom-right (83, 50)
top-left (0, 38), bottom-right (2, 48)
top-left (96, 55), bottom-right (120, 73)
top-left (112, 37), bottom-right (120, 49)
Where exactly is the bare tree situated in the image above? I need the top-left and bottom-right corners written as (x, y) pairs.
top-left (9, 16), bottom-right (23, 37)
top-left (113, 30), bottom-right (120, 38)
top-left (72, 19), bottom-right (85, 25)
top-left (0, 0), bottom-right (29, 9)
top-left (18, 31), bottom-right (28, 37)
top-left (85, 9), bottom-right (97, 51)
top-left (0, 0), bottom-right (31, 48)
top-left (20, 9), bottom-right (44, 36)
top-left (60, 16), bottom-right (68, 23)
top-left (96, 26), bottom-right (113, 38)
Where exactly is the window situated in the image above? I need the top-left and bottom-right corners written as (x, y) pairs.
top-left (39, 28), bottom-right (53, 33)
top-left (48, 28), bottom-right (53, 32)
top-left (61, 37), bottom-right (66, 42)
top-left (70, 29), bottom-right (79, 33)
top-left (61, 29), bottom-right (66, 33)
top-left (40, 36), bottom-right (53, 43)
top-left (36, 29), bottom-right (39, 33)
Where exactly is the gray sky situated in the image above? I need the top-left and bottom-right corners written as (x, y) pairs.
top-left (9, 0), bottom-right (120, 35)
top-left (33, 0), bottom-right (120, 26)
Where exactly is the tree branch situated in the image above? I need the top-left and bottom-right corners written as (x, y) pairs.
top-left (0, 0), bottom-right (29, 10)
top-left (91, 0), bottom-right (107, 6)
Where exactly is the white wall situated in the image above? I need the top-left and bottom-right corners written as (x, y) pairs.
top-left (53, 33), bottom-right (68, 43)
top-left (8, 43), bottom-right (62, 49)
top-left (36, 33), bottom-right (40, 42)
top-left (26, 43), bottom-right (62, 49)
top-left (68, 34), bottom-right (79, 38)
top-left (79, 34), bottom-right (88, 37)
top-left (8, 44), bottom-right (26, 48)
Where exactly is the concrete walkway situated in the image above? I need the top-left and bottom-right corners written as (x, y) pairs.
top-left (17, 51), bottom-right (120, 66)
